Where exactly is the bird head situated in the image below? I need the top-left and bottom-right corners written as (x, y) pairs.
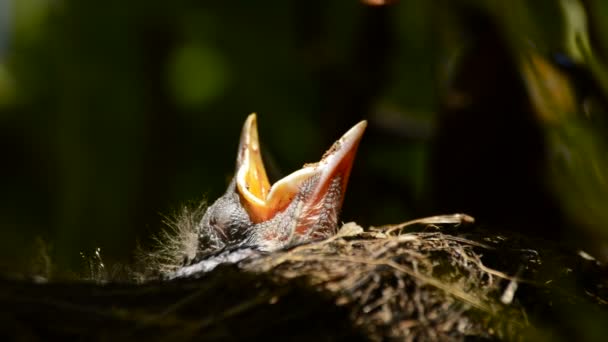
top-left (195, 114), bottom-right (366, 258)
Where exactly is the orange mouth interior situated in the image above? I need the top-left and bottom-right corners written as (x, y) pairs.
top-left (235, 113), bottom-right (366, 224)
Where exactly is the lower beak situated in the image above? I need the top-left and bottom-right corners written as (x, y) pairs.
top-left (235, 114), bottom-right (366, 237)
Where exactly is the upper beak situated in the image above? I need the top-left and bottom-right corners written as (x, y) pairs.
top-left (235, 113), bottom-right (366, 231)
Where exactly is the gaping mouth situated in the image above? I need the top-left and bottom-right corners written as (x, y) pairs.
top-left (235, 114), bottom-right (367, 228)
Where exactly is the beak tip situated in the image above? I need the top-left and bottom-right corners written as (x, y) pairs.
top-left (347, 120), bottom-right (368, 143)
top-left (244, 113), bottom-right (258, 133)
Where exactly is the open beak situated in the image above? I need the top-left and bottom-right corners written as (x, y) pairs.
top-left (235, 113), bottom-right (366, 235)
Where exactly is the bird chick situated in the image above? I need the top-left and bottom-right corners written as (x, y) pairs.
top-left (192, 114), bottom-right (366, 263)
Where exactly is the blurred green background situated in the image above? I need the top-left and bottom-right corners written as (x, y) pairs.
top-left (1, 0), bottom-right (608, 281)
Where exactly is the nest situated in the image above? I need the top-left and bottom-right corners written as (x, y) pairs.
top-left (132, 209), bottom-right (529, 341)
top-left (233, 219), bottom-right (527, 341)
top-left (5, 210), bottom-right (602, 341)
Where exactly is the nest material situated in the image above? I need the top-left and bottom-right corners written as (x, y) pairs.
top-left (137, 207), bottom-right (527, 340)
top-left (235, 220), bottom-right (526, 341)
top-left (67, 206), bottom-right (530, 341)
top-left (1, 217), bottom-right (533, 341)
top-left (5, 208), bottom-right (604, 341)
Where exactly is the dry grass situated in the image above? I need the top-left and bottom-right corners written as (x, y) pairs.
top-left (131, 210), bottom-right (530, 340)
top-left (235, 217), bottom-right (528, 341)
top-left (16, 213), bottom-right (532, 341)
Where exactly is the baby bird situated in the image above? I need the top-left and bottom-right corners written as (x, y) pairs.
top-left (172, 114), bottom-right (366, 277)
